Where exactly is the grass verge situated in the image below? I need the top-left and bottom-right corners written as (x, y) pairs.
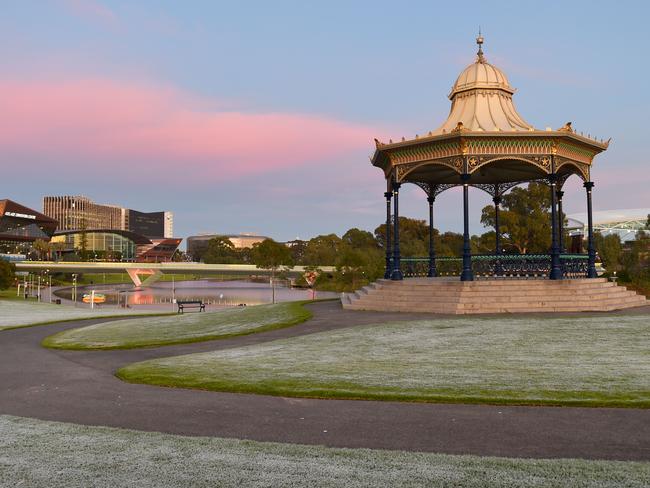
top-left (1, 415), bottom-right (648, 488)
top-left (0, 299), bottom-right (173, 331)
top-left (42, 301), bottom-right (312, 350)
top-left (117, 314), bottom-right (650, 408)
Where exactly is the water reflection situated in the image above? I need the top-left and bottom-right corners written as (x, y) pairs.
top-left (55, 280), bottom-right (337, 309)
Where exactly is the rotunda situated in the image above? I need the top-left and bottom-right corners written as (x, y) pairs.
top-left (371, 35), bottom-right (609, 281)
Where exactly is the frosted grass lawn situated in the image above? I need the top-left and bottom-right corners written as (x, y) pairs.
top-left (1, 416), bottom-right (648, 488)
top-left (118, 314), bottom-right (650, 407)
top-left (43, 301), bottom-right (311, 349)
top-left (0, 300), bottom-right (167, 331)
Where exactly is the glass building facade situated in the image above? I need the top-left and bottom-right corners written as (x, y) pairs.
top-left (51, 231), bottom-right (140, 261)
top-left (51, 230), bottom-right (181, 262)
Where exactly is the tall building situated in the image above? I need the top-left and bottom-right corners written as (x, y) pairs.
top-left (43, 196), bottom-right (122, 232)
top-left (43, 196), bottom-right (173, 238)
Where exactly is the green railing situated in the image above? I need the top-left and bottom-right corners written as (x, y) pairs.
top-left (397, 254), bottom-right (589, 279)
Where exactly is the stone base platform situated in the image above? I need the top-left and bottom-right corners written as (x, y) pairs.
top-left (341, 277), bottom-right (648, 314)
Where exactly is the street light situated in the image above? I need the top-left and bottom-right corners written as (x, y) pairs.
top-left (45, 268), bottom-right (51, 302)
top-left (72, 273), bottom-right (78, 307)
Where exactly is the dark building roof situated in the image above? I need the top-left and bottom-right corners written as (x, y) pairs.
top-left (0, 200), bottom-right (58, 225)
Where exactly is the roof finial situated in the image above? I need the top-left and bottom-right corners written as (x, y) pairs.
top-left (476, 27), bottom-right (486, 63)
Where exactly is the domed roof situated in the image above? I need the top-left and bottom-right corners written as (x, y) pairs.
top-left (432, 35), bottom-right (534, 134)
top-left (449, 56), bottom-right (514, 99)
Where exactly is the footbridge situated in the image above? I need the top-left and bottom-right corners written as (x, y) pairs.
top-left (15, 262), bottom-right (335, 287)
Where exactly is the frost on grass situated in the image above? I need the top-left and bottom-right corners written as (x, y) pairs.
top-left (43, 302), bottom-right (310, 349)
top-left (0, 300), bottom-right (159, 330)
top-left (119, 314), bottom-right (650, 405)
top-left (0, 415), bottom-right (648, 488)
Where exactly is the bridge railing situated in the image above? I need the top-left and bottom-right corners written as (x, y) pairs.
top-left (397, 254), bottom-right (589, 279)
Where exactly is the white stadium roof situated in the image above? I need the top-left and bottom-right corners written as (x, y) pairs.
top-left (567, 208), bottom-right (650, 241)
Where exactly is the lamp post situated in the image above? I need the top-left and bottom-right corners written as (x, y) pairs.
top-left (46, 269), bottom-right (51, 302)
top-left (72, 273), bottom-right (78, 307)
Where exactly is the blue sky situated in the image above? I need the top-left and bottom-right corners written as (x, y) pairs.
top-left (1, 0), bottom-right (648, 243)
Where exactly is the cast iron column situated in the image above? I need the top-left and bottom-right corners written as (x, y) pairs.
top-left (427, 195), bottom-right (437, 277)
top-left (384, 191), bottom-right (392, 279)
top-left (549, 174), bottom-right (562, 280)
top-left (493, 193), bottom-right (503, 276)
top-left (391, 182), bottom-right (403, 280)
top-left (460, 174), bottom-right (474, 281)
top-left (584, 181), bottom-right (597, 278)
top-left (493, 194), bottom-right (502, 255)
top-left (557, 189), bottom-right (565, 253)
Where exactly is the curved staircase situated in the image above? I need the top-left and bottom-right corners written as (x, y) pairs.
top-left (341, 278), bottom-right (648, 314)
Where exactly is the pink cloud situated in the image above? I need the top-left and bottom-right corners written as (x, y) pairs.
top-left (0, 78), bottom-right (382, 182)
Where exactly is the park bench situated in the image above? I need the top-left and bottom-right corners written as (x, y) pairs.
top-left (177, 300), bottom-right (205, 313)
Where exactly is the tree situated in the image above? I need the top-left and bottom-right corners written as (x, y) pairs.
top-left (437, 231), bottom-right (464, 256)
top-left (335, 248), bottom-right (367, 290)
top-left (202, 237), bottom-right (240, 264)
top-left (480, 182), bottom-right (551, 254)
top-left (0, 259), bottom-right (15, 290)
top-left (374, 217), bottom-right (431, 257)
top-left (342, 228), bottom-right (378, 250)
top-left (251, 239), bottom-right (294, 303)
top-left (594, 233), bottom-right (622, 272)
top-left (471, 231), bottom-right (496, 254)
top-left (622, 231), bottom-right (650, 285)
top-left (303, 234), bottom-right (344, 266)
top-left (50, 241), bottom-right (67, 261)
top-left (288, 240), bottom-right (307, 263)
top-left (31, 239), bottom-right (51, 261)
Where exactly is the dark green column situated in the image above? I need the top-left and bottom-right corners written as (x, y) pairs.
top-left (427, 195), bottom-right (437, 277)
top-left (391, 182), bottom-right (403, 281)
top-left (384, 191), bottom-right (392, 279)
top-left (549, 174), bottom-right (562, 280)
top-left (460, 174), bottom-right (473, 281)
top-left (584, 181), bottom-right (597, 278)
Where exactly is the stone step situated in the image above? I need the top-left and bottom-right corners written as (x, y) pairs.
top-left (343, 300), bottom-right (648, 314)
top-left (459, 296), bottom-right (647, 311)
top-left (372, 285), bottom-right (620, 295)
top-left (343, 304), bottom-right (458, 313)
top-left (343, 277), bottom-right (647, 314)
top-left (359, 288), bottom-right (635, 301)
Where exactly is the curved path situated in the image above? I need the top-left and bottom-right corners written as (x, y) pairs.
top-left (1, 301), bottom-right (649, 461)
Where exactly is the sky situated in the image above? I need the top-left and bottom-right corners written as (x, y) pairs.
top-left (1, 0), bottom-right (649, 244)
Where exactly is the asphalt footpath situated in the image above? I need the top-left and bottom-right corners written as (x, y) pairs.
top-left (1, 301), bottom-right (649, 461)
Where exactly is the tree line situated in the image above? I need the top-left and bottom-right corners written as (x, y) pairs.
top-left (2, 183), bottom-right (648, 293)
top-left (191, 182), bottom-right (650, 292)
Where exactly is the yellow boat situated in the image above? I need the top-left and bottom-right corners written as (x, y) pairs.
top-left (82, 293), bottom-right (106, 304)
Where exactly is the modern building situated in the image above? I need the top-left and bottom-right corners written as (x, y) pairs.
top-left (186, 233), bottom-right (269, 260)
top-left (124, 210), bottom-right (174, 239)
top-left (50, 229), bottom-right (182, 262)
top-left (567, 209), bottom-right (650, 242)
top-left (0, 199), bottom-right (58, 255)
top-left (43, 196), bottom-right (122, 232)
top-left (43, 196), bottom-right (173, 238)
